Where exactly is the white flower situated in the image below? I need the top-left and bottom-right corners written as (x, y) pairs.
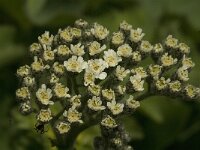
top-left (111, 31), bottom-right (124, 45)
top-left (131, 67), bottom-right (147, 79)
top-left (37, 108), bottom-right (52, 122)
top-left (38, 31), bottom-right (54, 46)
top-left (43, 47), bottom-right (55, 61)
top-left (153, 43), bottom-right (164, 54)
top-left (20, 101), bottom-right (32, 114)
top-left (86, 59), bottom-right (108, 80)
top-left (36, 84), bottom-right (54, 105)
top-left (63, 108), bottom-right (83, 123)
top-left (169, 80), bottom-right (182, 93)
top-left (56, 121), bottom-right (71, 134)
top-left (126, 95), bottom-right (140, 109)
top-left (70, 95), bottom-right (81, 108)
top-left (88, 41), bottom-right (106, 56)
top-left (117, 44), bottom-right (132, 57)
top-left (64, 55), bottom-right (87, 73)
top-left (117, 85), bottom-right (126, 95)
top-left (70, 43), bottom-right (85, 56)
top-left (179, 43), bottom-right (190, 54)
top-left (184, 85), bottom-right (200, 99)
top-left (29, 43), bottom-right (41, 54)
top-left (102, 89), bottom-right (115, 101)
top-left (16, 87), bottom-right (30, 100)
top-left (23, 76), bottom-right (35, 87)
top-left (115, 65), bottom-right (130, 81)
top-left (182, 55), bottom-right (195, 69)
top-left (120, 20), bottom-right (132, 31)
top-left (103, 49), bottom-right (122, 67)
top-left (91, 23), bottom-right (109, 40)
top-left (148, 64), bottom-right (162, 79)
top-left (139, 40), bottom-right (153, 53)
top-left (75, 19), bottom-right (88, 28)
top-left (132, 51), bottom-right (142, 62)
top-left (88, 84), bottom-right (101, 96)
top-left (165, 35), bottom-right (178, 49)
top-left (53, 62), bottom-right (65, 75)
top-left (54, 83), bottom-right (70, 98)
top-left (31, 56), bottom-right (45, 72)
top-left (57, 45), bottom-right (71, 56)
top-left (155, 77), bottom-right (170, 90)
top-left (101, 115), bottom-right (117, 128)
top-left (177, 67), bottom-right (189, 81)
top-left (17, 65), bottom-right (30, 77)
top-left (160, 53), bottom-right (177, 67)
top-left (87, 96), bottom-right (106, 111)
top-left (107, 100), bottom-right (124, 115)
top-left (59, 28), bottom-right (73, 42)
top-left (70, 27), bottom-right (82, 38)
top-left (84, 71), bottom-right (95, 86)
top-left (130, 75), bottom-right (144, 92)
top-left (130, 28), bottom-right (145, 43)
top-left (50, 73), bottom-right (59, 84)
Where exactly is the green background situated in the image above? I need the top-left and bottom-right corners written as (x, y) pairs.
top-left (0, 0), bottom-right (200, 149)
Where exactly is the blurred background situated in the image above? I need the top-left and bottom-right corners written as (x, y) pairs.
top-left (0, 0), bottom-right (200, 149)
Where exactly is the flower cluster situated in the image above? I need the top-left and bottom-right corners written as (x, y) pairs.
top-left (16, 19), bottom-right (199, 149)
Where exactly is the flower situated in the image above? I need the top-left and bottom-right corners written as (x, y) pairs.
top-left (103, 49), bottom-right (122, 67)
top-left (64, 55), bottom-right (87, 73)
top-left (165, 35), bottom-right (178, 49)
top-left (126, 95), bottom-right (140, 109)
top-left (56, 121), bottom-right (71, 134)
top-left (84, 71), bottom-right (95, 86)
top-left (38, 31), bottom-right (54, 46)
top-left (148, 64), bottom-right (162, 79)
top-left (70, 43), bottom-right (85, 56)
top-left (88, 84), bottom-right (101, 96)
top-left (43, 47), bottom-right (55, 61)
top-left (17, 65), bottom-right (30, 77)
top-left (101, 115), bottom-right (117, 128)
top-left (131, 67), bottom-right (147, 79)
top-left (37, 108), bottom-right (52, 122)
top-left (102, 89), bottom-right (115, 101)
top-left (111, 31), bottom-right (124, 45)
top-left (36, 84), bottom-right (54, 105)
top-left (29, 43), bottom-right (41, 54)
top-left (31, 56), bottom-right (45, 72)
top-left (75, 19), bottom-right (88, 28)
top-left (50, 73), bottom-right (59, 84)
top-left (139, 40), bottom-right (153, 53)
top-left (16, 87), bottom-right (30, 100)
top-left (130, 28), bottom-right (145, 43)
top-left (182, 55), bottom-right (195, 69)
top-left (155, 77), bottom-right (170, 90)
top-left (70, 27), bottom-right (82, 38)
top-left (117, 44), bottom-right (132, 57)
top-left (153, 43), bottom-right (164, 54)
top-left (53, 83), bottom-right (70, 98)
top-left (169, 80), bottom-right (182, 93)
top-left (91, 23), bottom-right (109, 40)
top-left (59, 28), bottom-right (73, 43)
top-left (184, 85), bottom-right (200, 99)
top-left (130, 75), bottom-right (144, 92)
top-left (87, 96), bottom-right (106, 111)
top-left (70, 95), bottom-right (81, 108)
top-left (107, 100), bottom-right (124, 115)
top-left (132, 51), bottom-right (142, 63)
top-left (57, 45), bottom-right (71, 56)
top-left (63, 108), bottom-right (83, 123)
top-left (20, 101), bottom-right (32, 114)
top-left (53, 62), bottom-right (65, 75)
top-left (88, 41), bottom-right (106, 56)
top-left (179, 43), bottom-right (190, 54)
top-left (117, 85), bottom-right (126, 95)
top-left (160, 53), bottom-right (177, 67)
top-left (177, 67), bottom-right (189, 81)
top-left (120, 20), bottom-right (132, 31)
top-left (23, 76), bottom-right (35, 87)
top-left (115, 66), bottom-right (130, 81)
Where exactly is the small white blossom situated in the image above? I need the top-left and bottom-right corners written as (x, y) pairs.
top-left (84, 71), bottom-right (95, 86)
top-left (91, 23), bottom-right (109, 40)
top-left (130, 75), bottom-right (144, 92)
top-left (117, 85), bottom-right (126, 95)
top-left (115, 66), bottom-right (130, 81)
top-left (64, 55), bottom-right (87, 73)
top-left (88, 84), bottom-right (101, 96)
top-left (56, 121), bottom-right (71, 134)
top-left (59, 28), bottom-right (73, 43)
top-left (160, 53), bottom-right (177, 67)
top-left (57, 45), bottom-right (71, 56)
top-left (132, 51), bottom-right (142, 62)
top-left (184, 85), bottom-right (200, 99)
top-left (54, 83), bottom-right (70, 98)
top-left (70, 95), bottom-right (81, 108)
top-left (87, 96), bottom-right (106, 111)
top-left (31, 56), bottom-right (45, 72)
top-left (23, 76), bottom-right (35, 87)
top-left (131, 67), bottom-right (147, 78)
top-left (182, 55), bottom-right (195, 69)
top-left (111, 31), bottom-right (124, 45)
top-left (17, 65), bottom-right (30, 77)
top-left (120, 20), bottom-right (132, 31)
top-left (101, 115), bottom-right (117, 128)
top-left (130, 28), bottom-right (145, 43)
top-left (37, 108), bottom-right (52, 122)
top-left (177, 67), bottom-right (189, 81)
top-left (70, 27), bottom-right (82, 38)
top-left (165, 35), bottom-right (178, 49)
top-left (148, 64), bottom-right (162, 79)
top-left (153, 43), bottom-right (164, 54)
top-left (104, 49), bottom-right (122, 67)
top-left (70, 43), bottom-right (85, 56)
top-left (139, 40), bottom-right (153, 53)
top-left (75, 19), bottom-right (88, 28)
top-left (50, 73), bottom-right (59, 84)
top-left (63, 108), bottom-right (83, 123)
top-left (53, 62), bottom-right (65, 75)
top-left (179, 43), bottom-right (190, 54)
top-left (102, 89), bottom-right (115, 101)
top-left (117, 44), bottom-right (132, 57)
top-left (36, 84), bottom-right (54, 105)
top-left (38, 31), bottom-right (54, 46)
top-left (169, 80), bottom-right (182, 93)
top-left (88, 41), bottom-right (106, 56)
top-left (30, 43), bottom-right (41, 54)
top-left (16, 87), bottom-right (30, 100)
top-left (107, 100), bottom-right (124, 115)
top-left (20, 101), bottom-right (32, 114)
top-left (43, 47), bottom-right (55, 61)
top-left (155, 77), bottom-right (170, 90)
top-left (126, 95), bottom-right (140, 109)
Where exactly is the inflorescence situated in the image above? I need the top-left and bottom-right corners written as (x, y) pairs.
top-left (16, 19), bottom-right (200, 149)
